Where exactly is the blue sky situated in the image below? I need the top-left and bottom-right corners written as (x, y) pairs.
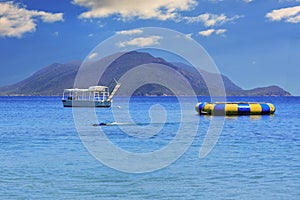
top-left (0, 0), bottom-right (299, 95)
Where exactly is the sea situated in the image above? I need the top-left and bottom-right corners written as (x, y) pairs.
top-left (0, 96), bottom-right (299, 199)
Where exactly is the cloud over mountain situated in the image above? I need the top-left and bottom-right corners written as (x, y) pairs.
top-left (117, 36), bottom-right (162, 47)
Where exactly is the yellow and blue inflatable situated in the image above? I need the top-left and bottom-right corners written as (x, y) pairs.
top-left (195, 102), bottom-right (275, 116)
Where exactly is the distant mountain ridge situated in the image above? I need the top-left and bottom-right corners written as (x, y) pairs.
top-left (0, 51), bottom-right (291, 96)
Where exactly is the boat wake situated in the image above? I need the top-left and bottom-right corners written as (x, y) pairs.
top-left (92, 121), bottom-right (190, 126)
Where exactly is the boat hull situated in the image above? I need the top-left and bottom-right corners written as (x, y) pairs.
top-left (62, 100), bottom-right (111, 107)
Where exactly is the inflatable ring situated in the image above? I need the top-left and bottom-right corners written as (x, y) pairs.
top-left (195, 102), bottom-right (275, 116)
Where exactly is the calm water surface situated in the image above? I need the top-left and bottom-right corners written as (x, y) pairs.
top-left (0, 96), bottom-right (299, 199)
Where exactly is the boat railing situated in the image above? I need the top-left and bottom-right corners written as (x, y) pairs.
top-left (62, 87), bottom-right (110, 102)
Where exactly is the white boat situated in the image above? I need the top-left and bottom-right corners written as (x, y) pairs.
top-left (62, 83), bottom-right (121, 107)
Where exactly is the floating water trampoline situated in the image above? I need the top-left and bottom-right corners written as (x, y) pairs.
top-left (195, 102), bottom-right (275, 116)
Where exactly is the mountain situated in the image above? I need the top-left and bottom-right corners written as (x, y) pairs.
top-left (0, 51), bottom-right (291, 96)
top-left (0, 60), bottom-right (81, 96)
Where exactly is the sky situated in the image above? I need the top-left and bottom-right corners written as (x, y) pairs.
top-left (0, 0), bottom-right (299, 95)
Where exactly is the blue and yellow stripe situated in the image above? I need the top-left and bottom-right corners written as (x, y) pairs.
top-left (195, 102), bottom-right (275, 116)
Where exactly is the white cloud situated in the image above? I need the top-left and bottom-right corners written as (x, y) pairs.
top-left (266, 6), bottom-right (300, 23)
top-left (118, 36), bottom-right (162, 47)
top-left (279, 0), bottom-right (300, 2)
top-left (53, 31), bottom-right (59, 37)
top-left (88, 52), bottom-right (98, 60)
top-left (215, 29), bottom-right (227, 34)
top-left (72, 0), bottom-right (198, 21)
top-left (184, 13), bottom-right (242, 27)
top-left (208, 0), bottom-right (253, 3)
top-left (199, 29), bottom-right (227, 37)
top-left (207, 0), bottom-right (224, 2)
top-left (286, 14), bottom-right (300, 23)
top-left (33, 11), bottom-right (64, 23)
top-left (116, 29), bottom-right (143, 35)
top-left (0, 1), bottom-right (63, 38)
top-left (199, 29), bottom-right (215, 36)
top-left (185, 33), bottom-right (193, 40)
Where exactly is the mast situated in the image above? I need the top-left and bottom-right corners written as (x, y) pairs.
top-left (107, 82), bottom-right (121, 102)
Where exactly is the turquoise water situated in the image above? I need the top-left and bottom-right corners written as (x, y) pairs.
top-left (0, 96), bottom-right (300, 199)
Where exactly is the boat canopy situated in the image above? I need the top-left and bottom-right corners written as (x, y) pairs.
top-left (63, 86), bottom-right (108, 93)
top-left (63, 88), bottom-right (88, 92)
top-left (88, 86), bottom-right (108, 91)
